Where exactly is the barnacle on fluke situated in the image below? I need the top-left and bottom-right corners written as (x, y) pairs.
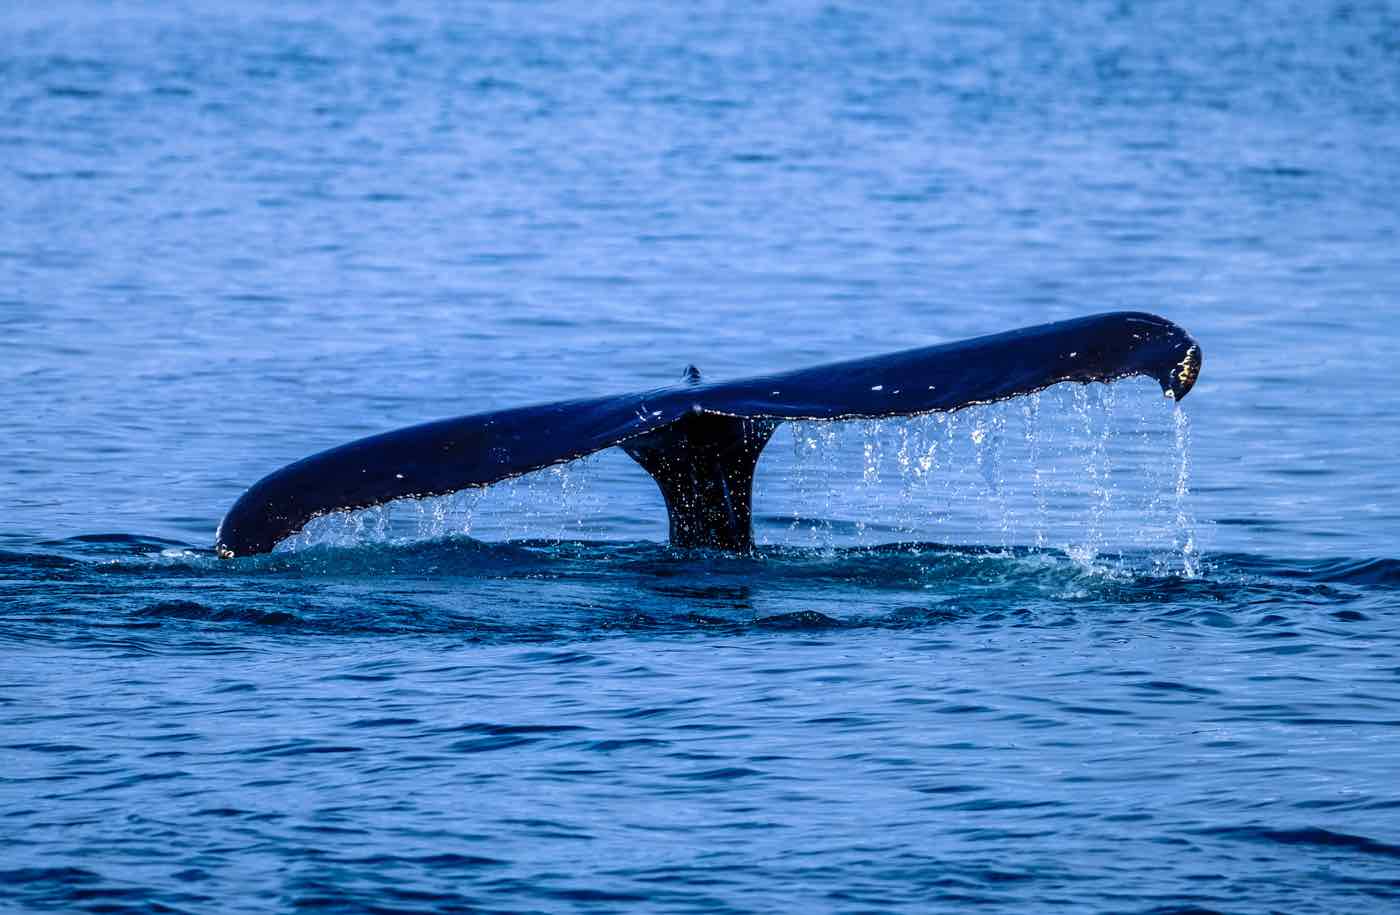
top-left (1168, 344), bottom-right (1203, 399)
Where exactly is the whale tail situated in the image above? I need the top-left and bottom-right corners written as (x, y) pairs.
top-left (623, 410), bottom-right (778, 550)
top-left (215, 311), bottom-right (1201, 557)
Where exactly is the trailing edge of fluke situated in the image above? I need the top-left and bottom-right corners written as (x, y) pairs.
top-left (215, 311), bottom-right (1202, 558)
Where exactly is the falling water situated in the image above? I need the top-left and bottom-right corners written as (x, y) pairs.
top-left (766, 381), bottom-right (1197, 567)
top-left (270, 383), bottom-right (1196, 569)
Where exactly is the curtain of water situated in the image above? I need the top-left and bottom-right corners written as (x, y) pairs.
top-left (773, 381), bottom-right (1198, 569)
top-left (274, 457), bottom-right (600, 550)
top-left (272, 383), bottom-right (1198, 572)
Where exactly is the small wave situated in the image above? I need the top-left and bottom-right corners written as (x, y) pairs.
top-left (132, 601), bottom-right (300, 626)
top-left (1219, 553), bottom-right (1400, 588)
top-left (753, 610), bottom-right (843, 629)
top-left (1199, 825), bottom-right (1400, 859)
top-left (1295, 557), bottom-right (1400, 588)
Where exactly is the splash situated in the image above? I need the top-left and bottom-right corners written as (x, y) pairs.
top-left (277, 488), bottom-right (485, 552)
top-left (1067, 382), bottom-right (1117, 564)
top-left (275, 458), bottom-right (601, 552)
top-left (1173, 407), bottom-right (1199, 578)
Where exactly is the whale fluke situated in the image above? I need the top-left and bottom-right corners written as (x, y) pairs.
top-left (215, 312), bottom-right (1202, 557)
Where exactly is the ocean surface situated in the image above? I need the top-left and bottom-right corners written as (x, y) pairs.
top-left (4, 1), bottom-right (1400, 911)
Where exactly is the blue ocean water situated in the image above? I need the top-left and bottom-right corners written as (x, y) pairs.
top-left (4, 0), bottom-right (1400, 911)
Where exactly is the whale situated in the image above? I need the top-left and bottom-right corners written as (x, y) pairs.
top-left (214, 311), bottom-right (1201, 557)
